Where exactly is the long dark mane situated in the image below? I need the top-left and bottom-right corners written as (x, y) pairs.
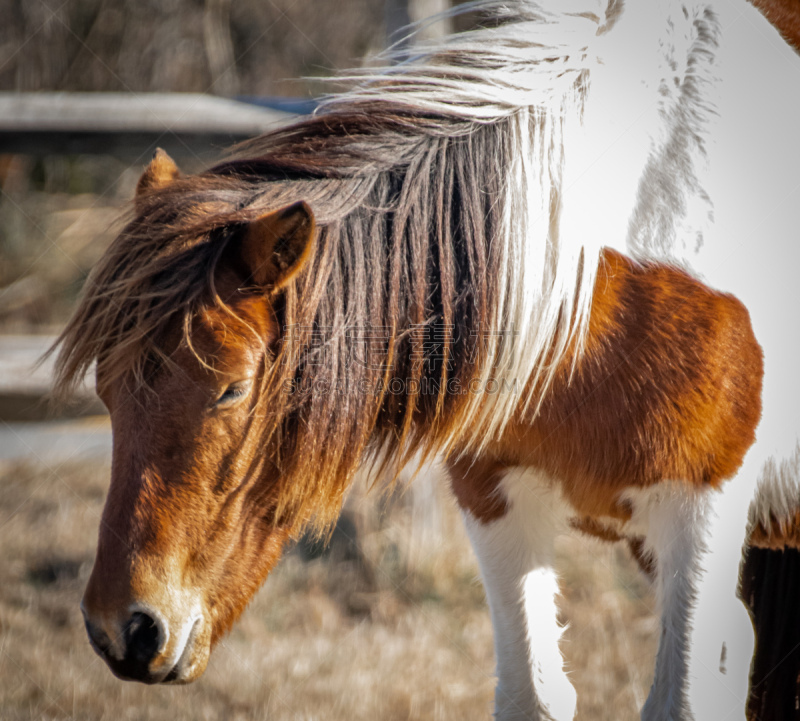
top-left (53, 103), bottom-right (526, 529)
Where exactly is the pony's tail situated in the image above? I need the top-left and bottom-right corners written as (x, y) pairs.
top-left (744, 457), bottom-right (800, 718)
top-left (742, 545), bottom-right (800, 720)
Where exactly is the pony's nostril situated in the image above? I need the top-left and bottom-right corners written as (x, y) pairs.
top-left (124, 611), bottom-right (161, 666)
top-left (83, 616), bottom-right (112, 656)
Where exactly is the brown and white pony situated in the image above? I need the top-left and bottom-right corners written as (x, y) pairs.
top-left (52, 1), bottom-right (800, 719)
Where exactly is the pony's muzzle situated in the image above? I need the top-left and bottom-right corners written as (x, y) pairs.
top-left (81, 600), bottom-right (206, 684)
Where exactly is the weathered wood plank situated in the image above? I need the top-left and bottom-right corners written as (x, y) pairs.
top-left (0, 92), bottom-right (296, 160)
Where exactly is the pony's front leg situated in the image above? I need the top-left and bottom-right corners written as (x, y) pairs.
top-left (450, 463), bottom-right (576, 721)
top-left (631, 482), bottom-right (750, 721)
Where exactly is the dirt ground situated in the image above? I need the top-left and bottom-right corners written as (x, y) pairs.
top-left (0, 453), bottom-right (658, 721)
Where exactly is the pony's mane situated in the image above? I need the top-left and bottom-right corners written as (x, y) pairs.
top-left (52, 0), bottom-right (719, 533)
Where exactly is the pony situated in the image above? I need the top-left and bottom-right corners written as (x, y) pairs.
top-left (51, 1), bottom-right (800, 719)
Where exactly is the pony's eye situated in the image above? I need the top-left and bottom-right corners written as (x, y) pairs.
top-left (214, 381), bottom-right (250, 408)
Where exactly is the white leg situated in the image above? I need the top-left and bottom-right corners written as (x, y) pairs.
top-left (688, 470), bottom-right (757, 721)
top-left (628, 483), bottom-right (715, 721)
top-left (461, 468), bottom-right (576, 721)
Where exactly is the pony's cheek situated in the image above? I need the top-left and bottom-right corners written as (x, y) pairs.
top-left (192, 517), bottom-right (287, 644)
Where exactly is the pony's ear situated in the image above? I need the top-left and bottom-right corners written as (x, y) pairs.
top-left (239, 201), bottom-right (315, 290)
top-left (136, 149), bottom-right (180, 198)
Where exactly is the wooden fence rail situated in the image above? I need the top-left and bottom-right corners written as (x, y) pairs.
top-left (0, 92), bottom-right (296, 161)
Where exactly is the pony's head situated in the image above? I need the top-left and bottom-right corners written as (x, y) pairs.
top-left (63, 151), bottom-right (319, 684)
top-left (55, 41), bottom-right (598, 678)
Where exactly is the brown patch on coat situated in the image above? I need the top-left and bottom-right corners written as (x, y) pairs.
top-left (570, 517), bottom-right (655, 578)
top-left (627, 537), bottom-right (656, 580)
top-left (447, 456), bottom-right (509, 522)
top-left (569, 516), bottom-right (626, 544)
top-left (456, 248), bottom-right (763, 525)
top-left (750, 0), bottom-right (800, 52)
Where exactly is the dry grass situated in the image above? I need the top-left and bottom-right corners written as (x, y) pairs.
top-left (0, 453), bottom-right (658, 720)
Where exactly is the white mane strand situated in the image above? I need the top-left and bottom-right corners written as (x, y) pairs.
top-left (324, 1), bottom-right (616, 450)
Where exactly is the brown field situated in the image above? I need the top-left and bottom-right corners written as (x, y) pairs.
top-left (0, 450), bottom-right (659, 721)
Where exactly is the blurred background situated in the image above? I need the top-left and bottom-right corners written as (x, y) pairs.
top-left (0, 1), bottom-right (659, 719)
